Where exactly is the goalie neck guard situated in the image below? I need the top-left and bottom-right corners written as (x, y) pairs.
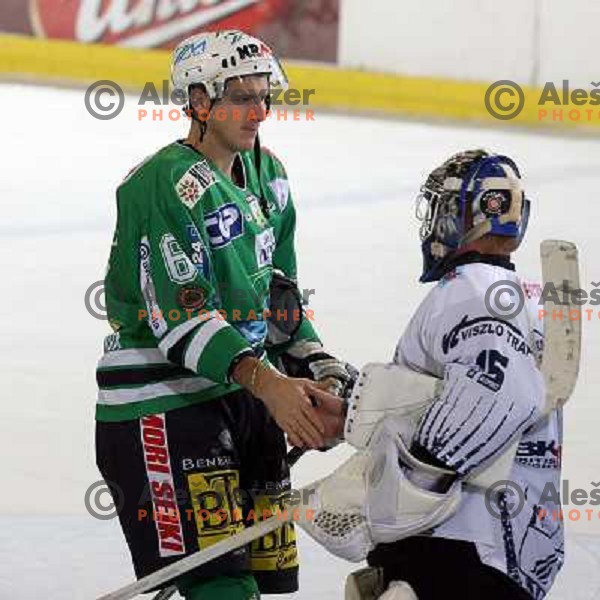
top-left (415, 149), bottom-right (531, 283)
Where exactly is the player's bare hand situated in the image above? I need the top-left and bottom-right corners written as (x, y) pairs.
top-left (257, 375), bottom-right (326, 449)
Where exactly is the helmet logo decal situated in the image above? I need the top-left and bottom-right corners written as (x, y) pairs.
top-left (480, 190), bottom-right (509, 217)
top-left (174, 40), bottom-right (207, 66)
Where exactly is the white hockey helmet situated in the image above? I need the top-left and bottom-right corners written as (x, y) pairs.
top-left (171, 30), bottom-right (288, 100)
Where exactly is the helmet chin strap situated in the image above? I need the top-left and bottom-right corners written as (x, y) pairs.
top-left (253, 133), bottom-right (270, 218)
top-left (253, 91), bottom-right (272, 218)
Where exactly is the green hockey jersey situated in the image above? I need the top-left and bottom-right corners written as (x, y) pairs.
top-left (96, 141), bottom-right (319, 422)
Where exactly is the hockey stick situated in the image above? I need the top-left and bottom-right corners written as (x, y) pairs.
top-left (539, 240), bottom-right (581, 412)
top-left (97, 507), bottom-right (308, 600)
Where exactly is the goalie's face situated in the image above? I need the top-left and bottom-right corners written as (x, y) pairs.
top-left (415, 187), bottom-right (461, 244)
top-left (415, 185), bottom-right (462, 282)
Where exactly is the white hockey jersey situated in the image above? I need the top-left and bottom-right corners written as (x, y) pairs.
top-left (395, 260), bottom-right (564, 599)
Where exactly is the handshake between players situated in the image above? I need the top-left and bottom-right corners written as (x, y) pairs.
top-left (95, 29), bottom-right (569, 600)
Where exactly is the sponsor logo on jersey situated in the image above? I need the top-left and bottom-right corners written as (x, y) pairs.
top-left (205, 203), bottom-right (244, 248)
top-left (245, 194), bottom-right (269, 228)
top-left (176, 161), bottom-right (216, 210)
top-left (523, 281), bottom-right (543, 300)
top-left (181, 455), bottom-right (235, 471)
top-left (255, 228), bottom-right (276, 268)
top-left (186, 469), bottom-right (245, 549)
top-left (140, 414), bottom-right (186, 557)
top-left (185, 224), bottom-right (209, 278)
top-left (176, 286), bottom-right (206, 311)
top-left (250, 493), bottom-right (298, 572)
top-left (139, 237), bottom-right (168, 338)
top-left (442, 314), bottom-right (533, 357)
top-left (438, 266), bottom-right (463, 288)
top-left (268, 178), bottom-right (290, 212)
top-left (517, 439), bottom-right (562, 469)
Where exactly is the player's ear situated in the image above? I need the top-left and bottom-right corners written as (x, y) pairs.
top-left (188, 84), bottom-right (211, 113)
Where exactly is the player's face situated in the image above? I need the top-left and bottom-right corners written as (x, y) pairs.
top-left (210, 75), bottom-right (269, 152)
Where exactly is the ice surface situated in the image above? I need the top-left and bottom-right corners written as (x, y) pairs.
top-left (1, 83), bottom-right (599, 598)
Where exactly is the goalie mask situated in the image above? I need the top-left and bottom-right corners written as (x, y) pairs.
top-left (415, 149), bottom-right (531, 283)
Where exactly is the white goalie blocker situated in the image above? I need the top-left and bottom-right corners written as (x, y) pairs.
top-left (298, 240), bottom-right (581, 564)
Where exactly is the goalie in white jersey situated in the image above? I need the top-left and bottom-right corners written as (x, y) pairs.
top-left (301, 150), bottom-right (564, 600)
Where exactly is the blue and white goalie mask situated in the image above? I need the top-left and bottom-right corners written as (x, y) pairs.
top-left (415, 149), bottom-right (531, 283)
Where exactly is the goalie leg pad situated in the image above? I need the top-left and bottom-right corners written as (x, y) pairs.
top-left (344, 567), bottom-right (386, 600)
top-left (345, 568), bottom-right (419, 600)
top-left (379, 582), bottom-right (419, 600)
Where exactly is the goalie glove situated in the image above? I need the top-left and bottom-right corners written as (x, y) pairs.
top-left (280, 340), bottom-right (357, 398)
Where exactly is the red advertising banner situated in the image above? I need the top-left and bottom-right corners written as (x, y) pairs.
top-left (0, 0), bottom-right (339, 62)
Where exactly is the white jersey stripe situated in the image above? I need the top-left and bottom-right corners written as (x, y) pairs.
top-left (158, 318), bottom-right (202, 355)
top-left (98, 376), bottom-right (215, 405)
top-left (184, 318), bottom-right (230, 372)
top-left (99, 348), bottom-right (169, 369)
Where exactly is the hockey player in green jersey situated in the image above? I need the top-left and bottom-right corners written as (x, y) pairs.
top-left (96, 30), bottom-right (350, 600)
